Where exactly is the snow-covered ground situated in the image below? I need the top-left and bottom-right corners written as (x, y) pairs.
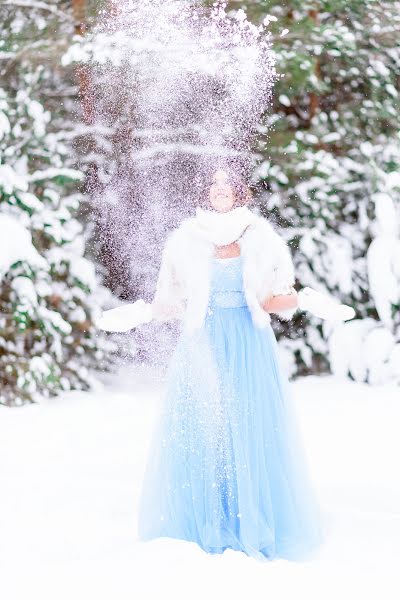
top-left (1, 367), bottom-right (399, 600)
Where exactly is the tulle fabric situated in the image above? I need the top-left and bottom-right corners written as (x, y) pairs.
top-left (138, 256), bottom-right (323, 560)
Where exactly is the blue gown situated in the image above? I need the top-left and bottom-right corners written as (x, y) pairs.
top-left (138, 255), bottom-right (323, 560)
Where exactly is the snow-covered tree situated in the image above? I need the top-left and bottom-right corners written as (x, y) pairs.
top-left (0, 2), bottom-right (112, 405)
top-left (43, 0), bottom-right (400, 385)
top-left (228, 0), bottom-right (400, 383)
top-left (328, 180), bottom-right (400, 385)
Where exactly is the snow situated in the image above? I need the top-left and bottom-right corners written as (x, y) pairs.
top-left (329, 319), bottom-right (400, 385)
top-left (363, 328), bottom-right (396, 383)
top-left (367, 192), bottom-right (400, 332)
top-left (328, 318), bottom-right (376, 381)
top-left (45, 248), bottom-right (98, 291)
top-left (69, 256), bottom-right (97, 291)
top-left (18, 191), bottom-right (42, 212)
top-left (0, 214), bottom-right (46, 277)
top-left (0, 163), bottom-right (28, 194)
top-left (0, 109), bottom-right (11, 139)
top-left (28, 167), bottom-right (84, 183)
top-left (29, 355), bottom-right (52, 377)
top-left (322, 233), bottom-right (353, 295)
top-left (11, 276), bottom-right (38, 306)
top-left (0, 368), bottom-right (399, 600)
top-left (37, 306), bottom-right (72, 335)
top-left (367, 236), bottom-right (400, 326)
top-left (386, 83), bottom-right (398, 98)
top-left (263, 15), bottom-right (278, 26)
top-left (279, 94), bottom-right (291, 107)
top-left (25, 98), bottom-right (50, 137)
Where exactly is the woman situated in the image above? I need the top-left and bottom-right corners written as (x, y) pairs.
top-left (137, 168), bottom-right (323, 561)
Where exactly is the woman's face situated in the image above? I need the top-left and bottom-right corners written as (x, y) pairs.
top-left (209, 169), bottom-right (235, 212)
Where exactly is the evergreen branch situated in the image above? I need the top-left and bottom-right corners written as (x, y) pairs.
top-left (270, 26), bottom-right (400, 46)
top-left (1, 0), bottom-right (72, 22)
top-left (0, 39), bottom-right (70, 78)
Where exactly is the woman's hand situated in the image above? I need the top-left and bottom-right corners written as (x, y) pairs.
top-left (262, 287), bottom-right (298, 314)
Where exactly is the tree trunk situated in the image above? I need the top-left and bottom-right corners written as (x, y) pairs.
top-left (308, 7), bottom-right (320, 121)
top-left (72, 0), bottom-right (94, 124)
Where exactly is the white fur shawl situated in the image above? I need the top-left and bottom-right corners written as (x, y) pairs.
top-left (152, 211), bottom-right (296, 334)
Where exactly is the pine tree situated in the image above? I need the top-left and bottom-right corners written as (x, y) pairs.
top-left (227, 0), bottom-right (400, 383)
top-left (0, 2), bottom-right (112, 405)
top-left (58, 0), bottom-right (400, 384)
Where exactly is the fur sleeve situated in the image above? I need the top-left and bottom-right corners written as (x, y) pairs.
top-left (270, 232), bottom-right (297, 321)
top-left (152, 232), bottom-right (185, 321)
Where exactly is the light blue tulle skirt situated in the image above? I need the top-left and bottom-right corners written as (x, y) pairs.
top-left (138, 286), bottom-right (323, 560)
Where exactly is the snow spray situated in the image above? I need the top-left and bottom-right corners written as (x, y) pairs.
top-left (76, 0), bottom-right (277, 364)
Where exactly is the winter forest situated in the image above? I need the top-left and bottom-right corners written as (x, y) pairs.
top-left (1, 1), bottom-right (400, 597)
top-left (1, 0), bottom-right (399, 406)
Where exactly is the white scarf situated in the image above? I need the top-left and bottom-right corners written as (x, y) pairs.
top-left (194, 206), bottom-right (258, 246)
top-left (96, 206), bottom-right (356, 332)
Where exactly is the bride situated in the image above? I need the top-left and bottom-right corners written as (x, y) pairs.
top-left (135, 167), bottom-right (324, 560)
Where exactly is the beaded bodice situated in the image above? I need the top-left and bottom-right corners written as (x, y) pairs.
top-left (208, 256), bottom-right (247, 309)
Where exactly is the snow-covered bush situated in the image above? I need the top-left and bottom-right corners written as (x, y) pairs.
top-left (245, 0), bottom-right (400, 383)
top-left (0, 4), bottom-right (113, 405)
top-left (328, 184), bottom-right (400, 384)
